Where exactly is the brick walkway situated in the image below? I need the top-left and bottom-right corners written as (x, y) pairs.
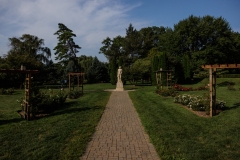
top-left (81, 91), bottom-right (160, 160)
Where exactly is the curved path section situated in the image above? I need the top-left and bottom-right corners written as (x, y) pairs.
top-left (81, 91), bottom-right (160, 160)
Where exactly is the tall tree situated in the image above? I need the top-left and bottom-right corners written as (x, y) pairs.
top-left (99, 36), bottom-right (124, 84)
top-left (139, 26), bottom-right (166, 58)
top-left (123, 24), bottom-right (142, 66)
top-left (1, 34), bottom-right (51, 87)
top-left (78, 55), bottom-right (94, 73)
top-left (173, 15), bottom-right (235, 76)
top-left (5, 34), bottom-right (51, 69)
top-left (54, 23), bottom-right (81, 71)
top-left (86, 57), bottom-right (109, 83)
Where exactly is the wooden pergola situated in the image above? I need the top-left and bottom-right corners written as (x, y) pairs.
top-left (68, 72), bottom-right (84, 93)
top-left (202, 64), bottom-right (240, 117)
top-left (0, 69), bottom-right (39, 120)
top-left (155, 68), bottom-right (174, 89)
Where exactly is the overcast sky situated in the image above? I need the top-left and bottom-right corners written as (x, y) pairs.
top-left (0, 0), bottom-right (240, 62)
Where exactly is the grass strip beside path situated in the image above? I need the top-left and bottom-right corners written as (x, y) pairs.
top-left (0, 88), bottom-right (110, 160)
top-left (129, 85), bottom-right (240, 160)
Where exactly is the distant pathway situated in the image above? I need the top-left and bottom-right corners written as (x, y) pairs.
top-left (81, 91), bottom-right (160, 160)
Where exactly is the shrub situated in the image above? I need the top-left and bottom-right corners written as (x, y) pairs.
top-left (174, 84), bottom-right (193, 91)
top-left (174, 84), bottom-right (208, 91)
top-left (174, 94), bottom-right (206, 111)
top-left (18, 88), bottom-right (68, 115)
top-left (157, 88), bottom-right (177, 97)
top-left (1, 88), bottom-right (15, 95)
top-left (174, 93), bottom-right (225, 113)
top-left (68, 90), bottom-right (83, 99)
top-left (32, 89), bottom-right (68, 112)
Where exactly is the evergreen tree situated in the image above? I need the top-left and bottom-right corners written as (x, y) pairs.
top-left (86, 57), bottom-right (109, 83)
top-left (54, 23), bottom-right (81, 70)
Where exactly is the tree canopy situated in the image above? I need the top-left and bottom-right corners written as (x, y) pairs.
top-left (54, 23), bottom-right (81, 71)
top-left (99, 15), bottom-right (240, 84)
top-left (3, 34), bottom-right (51, 70)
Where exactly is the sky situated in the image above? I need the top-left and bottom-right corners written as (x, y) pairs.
top-left (0, 0), bottom-right (240, 62)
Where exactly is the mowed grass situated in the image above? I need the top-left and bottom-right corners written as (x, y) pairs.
top-left (129, 78), bottom-right (240, 160)
top-left (0, 84), bottom-right (113, 160)
top-left (1, 80), bottom-right (240, 160)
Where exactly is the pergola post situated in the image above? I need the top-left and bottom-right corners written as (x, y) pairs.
top-left (155, 69), bottom-right (173, 89)
top-left (0, 69), bottom-right (39, 120)
top-left (209, 68), bottom-right (217, 117)
top-left (202, 64), bottom-right (240, 116)
top-left (68, 72), bottom-right (84, 93)
top-left (24, 73), bottom-right (31, 120)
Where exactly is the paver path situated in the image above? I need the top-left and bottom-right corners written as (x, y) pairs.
top-left (81, 91), bottom-right (160, 160)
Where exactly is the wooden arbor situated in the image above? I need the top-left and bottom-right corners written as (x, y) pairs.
top-left (68, 72), bottom-right (84, 93)
top-left (0, 69), bottom-right (39, 120)
top-left (155, 68), bottom-right (174, 89)
top-left (202, 64), bottom-right (240, 117)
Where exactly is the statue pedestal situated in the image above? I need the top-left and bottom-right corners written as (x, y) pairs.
top-left (115, 80), bottom-right (124, 91)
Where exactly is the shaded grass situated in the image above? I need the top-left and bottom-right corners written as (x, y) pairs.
top-left (83, 82), bottom-right (141, 91)
top-left (129, 80), bottom-right (240, 160)
top-left (0, 85), bottom-right (111, 160)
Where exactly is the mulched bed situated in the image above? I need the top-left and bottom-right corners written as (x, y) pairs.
top-left (181, 105), bottom-right (222, 118)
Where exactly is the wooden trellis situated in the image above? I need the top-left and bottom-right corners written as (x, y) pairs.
top-left (155, 68), bottom-right (174, 89)
top-left (0, 69), bottom-right (39, 120)
top-left (68, 72), bottom-right (84, 93)
top-left (202, 64), bottom-right (240, 117)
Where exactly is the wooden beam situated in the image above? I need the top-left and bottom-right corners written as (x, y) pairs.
top-left (202, 64), bottom-right (240, 69)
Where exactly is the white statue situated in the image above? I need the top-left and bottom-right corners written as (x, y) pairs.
top-left (116, 66), bottom-right (124, 91)
top-left (117, 66), bottom-right (122, 82)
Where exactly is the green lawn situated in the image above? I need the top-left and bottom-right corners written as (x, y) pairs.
top-left (1, 80), bottom-right (240, 160)
top-left (129, 78), bottom-right (240, 160)
top-left (0, 84), bottom-right (112, 160)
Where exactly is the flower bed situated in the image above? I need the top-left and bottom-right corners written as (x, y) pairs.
top-left (174, 94), bottom-right (206, 111)
top-left (174, 84), bottom-right (208, 91)
top-left (156, 88), bottom-right (177, 97)
top-left (174, 94), bottom-right (225, 114)
top-left (18, 88), bottom-right (68, 118)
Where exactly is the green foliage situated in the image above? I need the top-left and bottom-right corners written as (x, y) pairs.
top-left (65, 60), bottom-right (78, 73)
top-left (174, 94), bottom-right (207, 111)
top-left (151, 50), bottom-right (160, 85)
top-left (86, 57), bottom-right (109, 83)
top-left (0, 85), bottom-right (110, 159)
top-left (78, 55), bottom-right (94, 73)
top-left (0, 34), bottom-right (52, 87)
top-left (131, 58), bottom-right (151, 81)
top-left (109, 58), bottom-right (117, 85)
top-left (54, 23), bottom-right (81, 70)
top-left (156, 88), bottom-right (177, 97)
top-left (1, 88), bottom-right (14, 95)
top-left (18, 87), bottom-right (68, 115)
top-left (129, 84), bottom-right (240, 159)
top-left (99, 15), bottom-right (240, 84)
top-left (4, 34), bottom-right (51, 70)
top-left (68, 90), bottom-right (83, 99)
top-left (173, 15), bottom-right (239, 75)
top-left (151, 52), bottom-right (168, 85)
top-left (182, 55), bottom-right (191, 80)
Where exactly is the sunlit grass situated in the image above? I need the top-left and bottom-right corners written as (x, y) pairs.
top-left (1, 79), bottom-right (240, 159)
top-left (0, 85), bottom-right (111, 160)
top-left (129, 78), bottom-right (240, 160)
